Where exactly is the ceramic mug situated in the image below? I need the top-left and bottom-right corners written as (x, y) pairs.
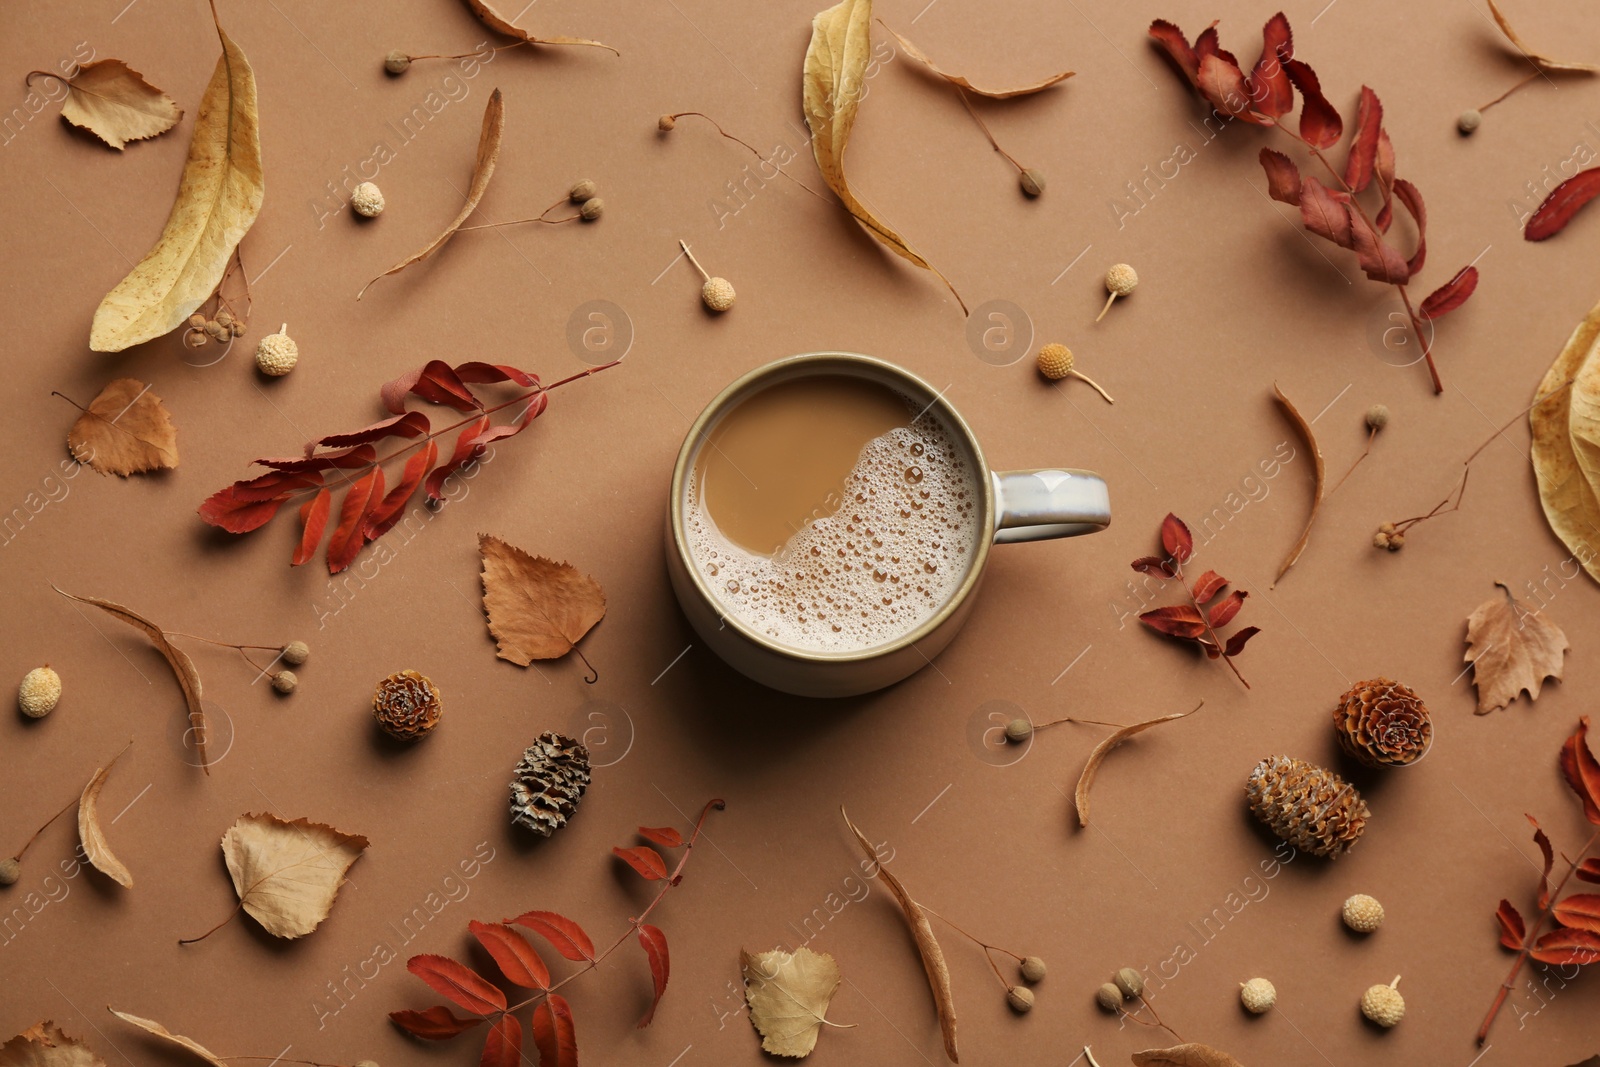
top-left (666, 353), bottom-right (1110, 697)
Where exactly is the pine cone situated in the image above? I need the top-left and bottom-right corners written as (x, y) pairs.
top-left (1246, 756), bottom-right (1369, 858)
top-left (509, 731), bottom-right (591, 836)
top-left (373, 669), bottom-right (442, 740)
top-left (1334, 678), bottom-right (1431, 767)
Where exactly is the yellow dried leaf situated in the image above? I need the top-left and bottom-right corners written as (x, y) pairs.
top-left (1530, 297), bottom-right (1600, 581)
top-left (79, 744), bottom-right (133, 887)
top-left (1074, 704), bottom-right (1199, 827)
top-left (1271, 383), bottom-right (1324, 586)
top-left (1465, 583), bottom-right (1568, 713)
top-left (882, 26), bottom-right (1072, 98)
top-left (53, 60), bottom-right (181, 150)
top-left (89, 30), bottom-right (262, 352)
top-left (462, 0), bottom-right (618, 54)
top-left (479, 533), bottom-right (606, 665)
top-left (1487, 0), bottom-right (1600, 73)
top-left (216, 812), bottom-right (368, 939)
top-left (0, 1024), bottom-right (104, 1067)
top-left (105, 1012), bottom-right (225, 1067)
top-left (1132, 1045), bottom-right (1245, 1067)
top-left (742, 947), bottom-right (845, 1058)
top-left (67, 378), bottom-right (178, 476)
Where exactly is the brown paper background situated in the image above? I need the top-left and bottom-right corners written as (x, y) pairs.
top-left (4, 0), bottom-right (1600, 1063)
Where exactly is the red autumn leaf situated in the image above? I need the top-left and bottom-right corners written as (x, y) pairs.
top-left (1419, 266), bottom-right (1479, 320)
top-left (1347, 208), bottom-right (1411, 284)
top-left (1393, 178), bottom-right (1427, 276)
top-left (469, 920), bottom-right (550, 989)
top-left (390, 1005), bottom-right (484, 1040)
top-left (506, 910), bottom-right (597, 962)
top-left (1191, 570), bottom-right (1228, 603)
top-left (1223, 625), bottom-right (1260, 657)
top-left (1300, 176), bottom-right (1353, 247)
top-left (366, 439), bottom-right (438, 540)
top-left (1160, 513), bottom-right (1194, 562)
top-left (257, 445), bottom-right (378, 474)
top-left (1530, 815), bottom-right (1556, 909)
top-left (406, 954), bottom-right (506, 1015)
top-left (1554, 894), bottom-right (1600, 934)
top-left (463, 391), bottom-right (549, 451)
top-left (1561, 717), bottom-right (1600, 825)
top-left (1138, 604), bottom-right (1208, 639)
top-left (1526, 168), bottom-right (1600, 241)
top-left (1531, 927), bottom-right (1600, 966)
top-left (1209, 589), bottom-right (1249, 628)
top-left (326, 466), bottom-right (386, 574)
top-left (480, 1014), bottom-right (522, 1067)
top-left (1497, 899), bottom-right (1527, 950)
top-left (1259, 147), bottom-right (1301, 204)
top-left (424, 415), bottom-right (492, 504)
top-left (309, 411), bottom-right (431, 453)
top-left (635, 923), bottom-right (670, 1027)
top-left (1131, 555), bottom-right (1177, 579)
top-left (384, 359), bottom-right (482, 414)
top-left (1342, 86), bottom-right (1383, 192)
top-left (1198, 52), bottom-right (1254, 119)
top-left (531, 994), bottom-right (578, 1067)
top-left (1193, 25), bottom-right (1230, 63)
top-left (454, 362), bottom-right (541, 388)
top-left (198, 471), bottom-right (322, 533)
top-left (614, 845), bottom-right (669, 881)
top-left (1375, 128), bottom-right (1396, 194)
top-left (1580, 858), bottom-right (1600, 883)
top-left (1148, 19), bottom-right (1202, 86)
top-left (1283, 58), bottom-right (1342, 147)
top-left (639, 826), bottom-right (684, 848)
top-left (1245, 12), bottom-right (1294, 118)
top-left (292, 488), bottom-right (331, 567)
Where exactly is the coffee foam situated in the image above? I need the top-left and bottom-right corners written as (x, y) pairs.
top-left (686, 407), bottom-right (981, 653)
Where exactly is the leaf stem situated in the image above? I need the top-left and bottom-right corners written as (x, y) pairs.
top-left (954, 88), bottom-right (1025, 173)
top-left (9, 792), bottom-right (78, 863)
top-left (916, 902), bottom-right (1021, 990)
top-left (179, 900), bottom-right (243, 945)
top-left (663, 112), bottom-right (832, 203)
top-left (1477, 69), bottom-right (1543, 113)
top-left (1327, 426), bottom-right (1378, 498)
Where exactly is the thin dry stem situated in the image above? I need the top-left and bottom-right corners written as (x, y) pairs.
top-left (1070, 369), bottom-right (1114, 403)
top-left (663, 112), bottom-right (831, 202)
top-left (1328, 426), bottom-right (1379, 497)
top-left (406, 43), bottom-right (527, 62)
top-left (1095, 292), bottom-right (1119, 322)
top-left (955, 88), bottom-right (1025, 172)
top-left (1477, 69), bottom-right (1543, 112)
top-left (679, 240), bottom-right (712, 282)
top-left (11, 793), bottom-right (78, 862)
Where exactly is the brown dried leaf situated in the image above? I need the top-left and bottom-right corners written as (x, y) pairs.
top-left (1132, 1045), bottom-right (1245, 1067)
top-left (882, 25), bottom-right (1072, 98)
top-left (79, 744), bottom-right (133, 887)
top-left (359, 88), bottom-right (504, 298)
top-left (741, 947), bottom-right (846, 1058)
top-left (804, 0), bottom-right (965, 313)
top-left (1271, 383), bottom-right (1324, 586)
top-left (841, 809), bottom-right (956, 1062)
top-left (0, 1024), bottom-right (104, 1067)
top-left (1465, 583), bottom-right (1568, 713)
top-left (53, 60), bottom-right (181, 149)
top-left (1531, 297), bottom-right (1600, 582)
top-left (1075, 704), bottom-right (1200, 827)
top-left (479, 534), bottom-right (606, 665)
top-left (462, 0), bottom-right (618, 54)
top-left (67, 378), bottom-right (178, 476)
top-left (217, 812), bottom-right (369, 939)
top-left (106, 1011), bottom-right (225, 1067)
top-left (1487, 0), bottom-right (1600, 73)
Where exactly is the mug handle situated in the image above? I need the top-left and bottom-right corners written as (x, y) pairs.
top-left (992, 469), bottom-right (1111, 544)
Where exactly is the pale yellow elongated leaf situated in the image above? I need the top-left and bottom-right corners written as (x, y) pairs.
top-left (1465, 583), bottom-right (1569, 713)
top-left (79, 744), bottom-right (133, 887)
top-left (359, 88), bottom-right (504, 298)
top-left (804, 0), bottom-right (964, 313)
top-left (218, 812), bottom-right (368, 939)
top-left (1132, 1045), bottom-right (1244, 1067)
top-left (742, 947), bottom-right (847, 1058)
top-left (882, 26), bottom-right (1072, 98)
top-left (53, 60), bottom-right (182, 149)
top-left (89, 31), bottom-right (262, 352)
top-left (106, 1012), bottom-right (225, 1067)
top-left (1487, 0), bottom-right (1600, 73)
top-left (1271, 383), bottom-right (1325, 586)
top-left (0, 1024), bottom-right (104, 1067)
top-left (463, 0), bottom-right (618, 54)
top-left (841, 809), bottom-right (956, 1062)
top-left (1075, 704), bottom-right (1200, 827)
top-left (1531, 298), bottom-right (1600, 582)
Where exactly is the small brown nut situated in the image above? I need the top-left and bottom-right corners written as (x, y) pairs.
top-left (1019, 955), bottom-right (1046, 983)
top-left (384, 50), bottom-right (411, 75)
top-left (579, 197), bottom-right (604, 221)
top-left (271, 670), bottom-right (298, 694)
top-left (281, 640), bottom-right (310, 666)
top-left (1006, 986), bottom-right (1034, 1013)
top-left (1004, 718), bottom-right (1032, 744)
top-left (0, 857), bottom-right (19, 886)
top-left (569, 178), bottom-right (597, 202)
top-left (1095, 982), bottom-right (1123, 1013)
top-left (1114, 967), bottom-right (1145, 998)
top-left (658, 113), bottom-right (677, 132)
top-left (1019, 168), bottom-right (1045, 198)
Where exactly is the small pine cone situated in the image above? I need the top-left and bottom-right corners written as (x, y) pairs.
top-left (1246, 755), bottom-right (1370, 858)
top-left (373, 669), bottom-right (442, 740)
top-left (509, 731), bottom-right (591, 837)
top-left (1334, 677), bottom-right (1432, 767)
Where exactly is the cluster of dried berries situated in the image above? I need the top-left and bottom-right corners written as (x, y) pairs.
top-left (1093, 967), bottom-right (1181, 1040)
top-left (182, 307), bottom-right (244, 349)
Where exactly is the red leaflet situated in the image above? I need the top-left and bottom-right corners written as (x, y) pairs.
top-left (454, 362), bottom-right (541, 388)
top-left (1342, 86), bottom-right (1383, 191)
top-left (1300, 177), bottom-right (1352, 248)
top-left (1197, 52), bottom-right (1252, 119)
top-left (1259, 148), bottom-right (1301, 204)
top-left (1138, 605), bottom-right (1207, 639)
top-left (406, 954), bottom-right (506, 1015)
top-left (531, 995), bottom-right (578, 1067)
top-left (326, 466), bottom-right (385, 575)
top-left (1394, 179), bottom-right (1427, 276)
top-left (635, 924), bottom-right (670, 1027)
top-left (309, 411), bottom-right (430, 453)
top-left (256, 444), bottom-right (377, 473)
top-left (366, 440), bottom-right (438, 540)
top-left (292, 488), bottom-right (331, 567)
top-left (639, 826), bottom-right (684, 848)
top-left (1348, 209), bottom-right (1411, 284)
top-left (1245, 12), bottom-right (1294, 118)
top-left (1580, 858), bottom-right (1600, 884)
top-left (1496, 899), bottom-right (1526, 950)
top-left (480, 1014), bottom-right (522, 1067)
top-left (1191, 571), bottom-right (1228, 603)
top-left (1553, 894), bottom-right (1600, 934)
top-left (469, 920), bottom-right (551, 989)
top-left (463, 392), bottom-right (549, 451)
top-left (1160, 513), bottom-right (1194, 562)
top-left (614, 845), bottom-right (669, 880)
top-left (1208, 590), bottom-right (1248, 628)
top-left (1419, 266), bottom-right (1478, 320)
top-left (1526, 168), bottom-right (1600, 241)
top-left (1562, 716), bottom-right (1600, 824)
top-left (1131, 555), bottom-right (1178, 579)
top-left (390, 1005), bottom-right (484, 1040)
top-left (1282, 59), bottom-right (1341, 147)
top-left (198, 471), bottom-right (322, 533)
top-left (1193, 25), bottom-right (1227, 63)
top-left (1223, 626), bottom-right (1260, 657)
top-left (1531, 928), bottom-right (1600, 966)
top-left (1531, 817), bottom-right (1556, 907)
top-left (1148, 19), bottom-right (1201, 85)
top-left (404, 360), bottom-right (483, 413)
top-left (506, 910), bottom-right (597, 962)
top-left (425, 416), bottom-right (492, 504)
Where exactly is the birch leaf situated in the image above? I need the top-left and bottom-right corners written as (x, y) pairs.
top-left (1075, 704), bottom-right (1200, 827)
top-left (105, 1012), bottom-right (225, 1067)
top-left (66, 378), bottom-right (179, 476)
top-left (199, 812), bottom-right (368, 940)
top-left (882, 26), bottom-right (1072, 98)
top-left (479, 534), bottom-right (606, 665)
top-left (1271, 383), bottom-right (1325, 586)
top-left (742, 947), bottom-right (847, 1058)
top-left (1531, 297), bottom-right (1600, 582)
top-left (1487, 0), bottom-right (1600, 73)
top-left (89, 30), bottom-right (262, 352)
top-left (462, 0), bottom-right (618, 55)
top-left (804, 0), bottom-right (965, 313)
top-left (0, 1024), bottom-right (104, 1067)
top-left (79, 744), bottom-right (133, 887)
top-left (1465, 583), bottom-right (1569, 713)
top-left (53, 60), bottom-right (181, 150)
top-left (359, 88), bottom-right (503, 298)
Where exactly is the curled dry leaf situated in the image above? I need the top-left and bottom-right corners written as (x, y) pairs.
top-left (78, 744), bottom-right (133, 887)
top-left (1465, 583), bottom-right (1569, 713)
top-left (742, 946), bottom-right (846, 1059)
top-left (106, 1011), bottom-right (226, 1067)
top-left (1132, 1045), bottom-right (1245, 1067)
top-left (1530, 297), bottom-right (1600, 581)
top-left (89, 28), bottom-right (262, 352)
top-left (1271, 384), bottom-right (1325, 587)
top-left (1074, 704), bottom-right (1200, 827)
top-left (51, 588), bottom-right (210, 774)
top-left (479, 534), bottom-right (606, 669)
top-left (841, 808), bottom-right (956, 1063)
top-left (804, 0), bottom-right (965, 313)
top-left (1526, 169), bottom-right (1600, 242)
top-left (1487, 0), bottom-right (1600, 73)
top-left (49, 60), bottom-right (181, 150)
top-left (359, 88), bottom-right (503, 298)
top-left (881, 26), bottom-right (1072, 98)
top-left (463, 0), bottom-right (618, 55)
top-left (0, 1024), bottom-right (104, 1067)
top-left (190, 812), bottom-right (368, 941)
top-left (67, 378), bottom-right (178, 476)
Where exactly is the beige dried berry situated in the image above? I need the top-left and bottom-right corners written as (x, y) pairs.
top-left (1019, 168), bottom-right (1045, 198)
top-left (1095, 982), bottom-right (1123, 1013)
top-left (1004, 717), bottom-right (1033, 744)
top-left (271, 670), bottom-right (298, 694)
top-left (214, 308), bottom-right (234, 328)
top-left (1020, 955), bottom-right (1046, 983)
top-left (658, 113), bottom-right (677, 132)
top-left (1366, 404), bottom-right (1390, 431)
top-left (1006, 985), bottom-right (1034, 1013)
top-left (1360, 976), bottom-right (1405, 1028)
top-left (351, 181), bottom-right (385, 218)
top-left (1114, 967), bottom-right (1145, 998)
top-left (281, 640), bottom-right (310, 666)
top-left (1458, 109), bottom-right (1482, 135)
top-left (255, 324), bottom-right (298, 377)
top-left (1343, 893), bottom-right (1385, 933)
top-left (579, 197), bottom-right (604, 221)
top-left (679, 240), bottom-right (734, 312)
top-left (374, 669), bottom-right (443, 740)
top-left (355, 1061), bottom-right (378, 1067)
top-left (384, 50), bottom-right (411, 75)
top-left (0, 857), bottom-right (19, 885)
top-left (1240, 977), bottom-right (1276, 1014)
top-left (183, 328), bottom-right (208, 348)
top-left (18, 666), bottom-right (61, 718)
top-left (1097, 263), bottom-right (1138, 321)
top-left (569, 178), bottom-right (597, 202)
top-left (1035, 343), bottom-right (1114, 402)
top-left (188, 313), bottom-right (207, 329)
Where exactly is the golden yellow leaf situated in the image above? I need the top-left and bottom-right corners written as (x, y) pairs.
top-left (742, 947), bottom-right (846, 1058)
top-left (1074, 704), bottom-right (1199, 827)
top-left (66, 378), bottom-right (178, 476)
top-left (89, 30), bottom-right (262, 352)
top-left (1530, 297), bottom-right (1600, 581)
top-left (0, 1024), bottom-right (104, 1067)
top-left (105, 1012), bottom-right (225, 1067)
top-left (52, 60), bottom-right (181, 150)
top-left (479, 533), bottom-right (606, 666)
top-left (1465, 583), bottom-right (1569, 713)
top-left (78, 744), bottom-right (133, 887)
top-left (881, 26), bottom-right (1072, 98)
top-left (359, 89), bottom-right (504, 298)
top-left (1487, 0), bottom-right (1600, 73)
top-left (462, 0), bottom-right (618, 54)
top-left (803, 0), bottom-right (964, 313)
top-left (215, 813), bottom-right (368, 940)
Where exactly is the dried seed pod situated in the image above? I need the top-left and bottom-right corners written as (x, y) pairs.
top-left (1019, 168), bottom-right (1045, 198)
top-left (255, 324), bottom-right (298, 377)
top-left (271, 670), bottom-right (298, 694)
top-left (1097, 263), bottom-right (1138, 321)
top-left (1006, 986), bottom-right (1034, 1013)
top-left (0, 857), bottom-right (18, 885)
top-left (679, 240), bottom-right (735, 312)
top-left (1114, 967), bottom-right (1145, 998)
top-left (214, 308), bottom-right (234, 328)
top-left (281, 640), bottom-right (310, 666)
top-left (1094, 982), bottom-right (1123, 1013)
top-left (351, 182), bottom-right (385, 218)
top-left (188, 313), bottom-right (207, 329)
top-left (203, 319), bottom-right (228, 340)
top-left (1333, 677), bottom-right (1432, 767)
top-left (373, 669), bottom-right (443, 741)
top-left (1360, 976), bottom-right (1405, 1027)
top-left (183, 328), bottom-right (208, 349)
top-left (1342, 893), bottom-right (1385, 933)
top-left (1240, 977), bottom-right (1276, 1014)
top-left (509, 731), bottom-right (592, 836)
top-left (1004, 717), bottom-right (1032, 744)
top-left (231, 320), bottom-right (246, 337)
top-left (1457, 109), bottom-right (1482, 135)
top-left (658, 113), bottom-right (677, 132)
top-left (1246, 755), bottom-right (1369, 858)
top-left (1365, 404), bottom-right (1390, 431)
top-left (569, 178), bottom-right (597, 202)
top-left (1035, 343), bottom-right (1114, 402)
top-left (18, 666), bottom-right (61, 718)
top-left (1020, 956), bottom-right (1046, 983)
top-left (384, 50), bottom-right (411, 75)
top-left (579, 197), bottom-right (604, 221)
